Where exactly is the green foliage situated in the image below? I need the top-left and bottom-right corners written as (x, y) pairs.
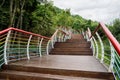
top-left (0, 5), bottom-right (9, 30)
top-left (109, 18), bottom-right (120, 42)
top-left (71, 15), bottom-right (98, 32)
top-left (0, 0), bottom-right (98, 36)
top-left (31, 2), bottom-right (55, 36)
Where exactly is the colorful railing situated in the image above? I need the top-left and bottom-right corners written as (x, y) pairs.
top-left (85, 22), bottom-right (120, 80)
top-left (0, 27), bottom-right (69, 68)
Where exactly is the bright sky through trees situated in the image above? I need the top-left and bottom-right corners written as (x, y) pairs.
top-left (53, 0), bottom-right (120, 24)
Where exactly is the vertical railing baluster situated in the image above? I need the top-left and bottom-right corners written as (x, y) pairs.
top-left (65, 34), bottom-right (68, 41)
top-left (62, 34), bottom-right (64, 42)
top-left (60, 33), bottom-right (62, 42)
top-left (59, 33), bottom-right (62, 42)
top-left (82, 29), bottom-right (85, 39)
top-left (4, 30), bottom-right (11, 64)
top-left (51, 38), bottom-right (54, 48)
top-left (27, 35), bottom-right (32, 60)
top-left (39, 38), bottom-right (43, 57)
top-left (54, 34), bottom-right (57, 42)
top-left (109, 41), bottom-right (115, 72)
top-left (86, 32), bottom-right (90, 42)
top-left (68, 30), bottom-right (71, 39)
top-left (46, 40), bottom-right (50, 55)
top-left (96, 32), bottom-right (104, 63)
top-left (37, 37), bottom-right (40, 56)
top-left (46, 29), bottom-right (69, 56)
top-left (92, 36), bottom-right (99, 58)
top-left (90, 38), bottom-right (96, 56)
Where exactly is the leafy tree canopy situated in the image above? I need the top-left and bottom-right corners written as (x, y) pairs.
top-left (0, 0), bottom-right (99, 36)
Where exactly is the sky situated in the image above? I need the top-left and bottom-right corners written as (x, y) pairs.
top-left (52, 0), bottom-right (120, 24)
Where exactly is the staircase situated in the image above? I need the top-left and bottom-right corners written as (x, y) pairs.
top-left (0, 34), bottom-right (114, 80)
top-left (50, 34), bottom-right (92, 55)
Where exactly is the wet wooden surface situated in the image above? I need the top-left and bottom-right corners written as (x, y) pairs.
top-left (0, 70), bottom-right (106, 80)
top-left (10, 55), bottom-right (107, 72)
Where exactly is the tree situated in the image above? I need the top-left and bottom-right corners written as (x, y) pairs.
top-left (31, 1), bottom-right (55, 36)
top-left (0, 0), bottom-right (98, 37)
top-left (110, 18), bottom-right (120, 42)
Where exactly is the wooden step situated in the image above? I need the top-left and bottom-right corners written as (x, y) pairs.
top-left (51, 48), bottom-right (92, 52)
top-left (54, 43), bottom-right (91, 48)
top-left (71, 34), bottom-right (84, 40)
top-left (1, 64), bottom-right (113, 80)
top-left (0, 70), bottom-right (106, 80)
top-left (50, 51), bottom-right (93, 55)
top-left (0, 34), bottom-right (114, 80)
top-left (1, 55), bottom-right (114, 80)
top-left (66, 39), bottom-right (87, 42)
top-left (55, 42), bottom-right (91, 44)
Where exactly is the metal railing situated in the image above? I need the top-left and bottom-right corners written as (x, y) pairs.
top-left (0, 27), bottom-right (69, 68)
top-left (85, 22), bottom-right (120, 80)
top-left (47, 29), bottom-right (70, 55)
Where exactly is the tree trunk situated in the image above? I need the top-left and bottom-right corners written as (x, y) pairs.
top-left (20, 0), bottom-right (25, 29)
top-left (9, 0), bottom-right (17, 27)
top-left (16, 0), bottom-right (25, 29)
top-left (10, 0), bottom-right (13, 26)
top-left (0, 0), bottom-right (5, 7)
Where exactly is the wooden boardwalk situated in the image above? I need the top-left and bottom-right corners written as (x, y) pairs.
top-left (0, 34), bottom-right (114, 80)
top-left (10, 55), bottom-right (107, 72)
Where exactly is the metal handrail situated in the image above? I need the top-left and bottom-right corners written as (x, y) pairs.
top-left (51, 29), bottom-right (59, 39)
top-left (0, 27), bottom-right (50, 40)
top-left (0, 27), bottom-right (69, 67)
top-left (90, 22), bottom-right (120, 56)
top-left (47, 28), bottom-right (70, 55)
top-left (0, 27), bottom-right (51, 65)
top-left (86, 22), bottom-right (120, 80)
